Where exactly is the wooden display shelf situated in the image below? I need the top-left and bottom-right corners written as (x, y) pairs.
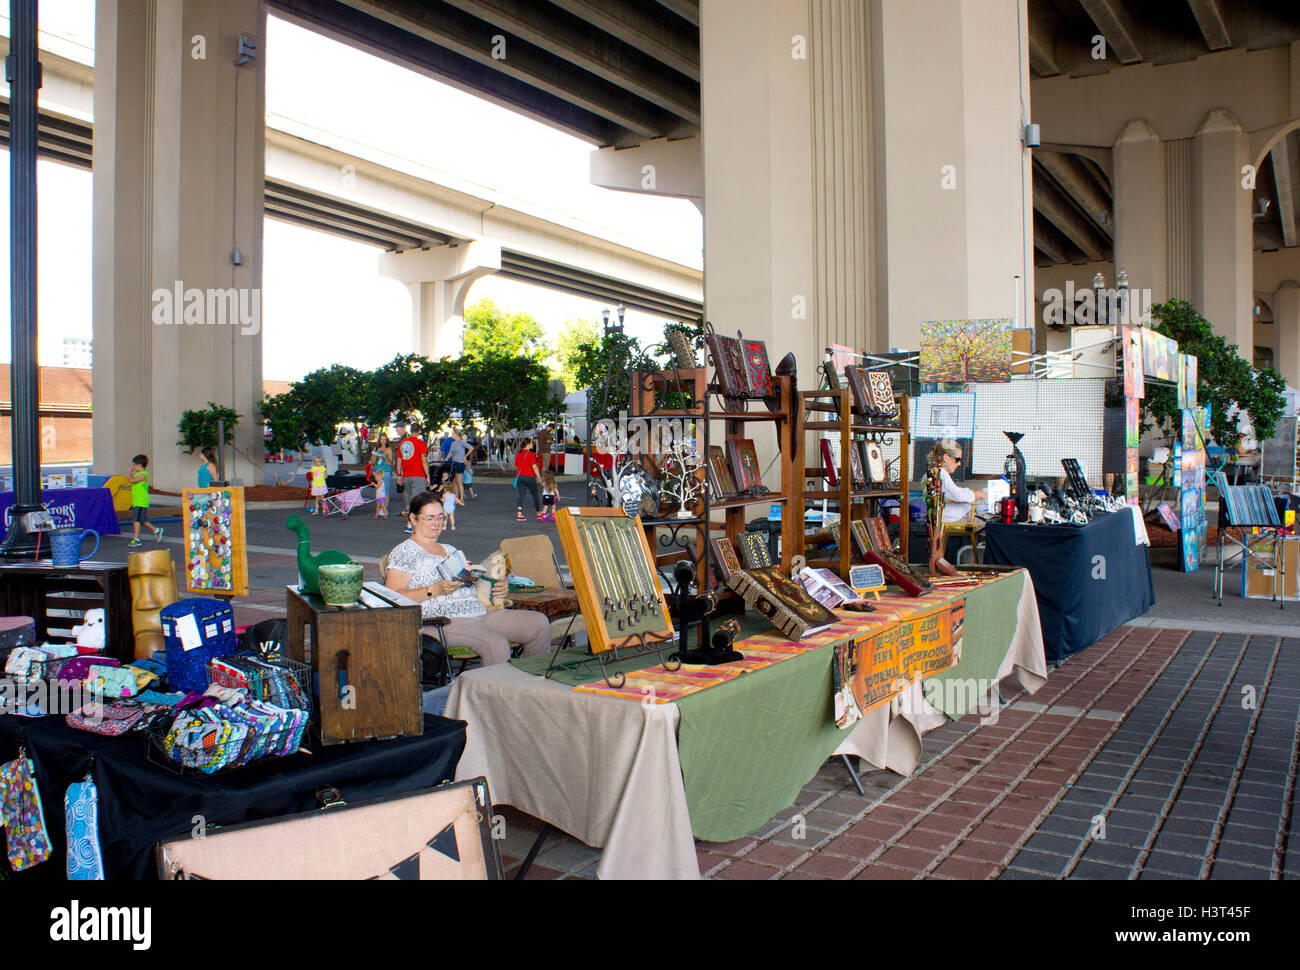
top-left (793, 387), bottom-right (910, 579)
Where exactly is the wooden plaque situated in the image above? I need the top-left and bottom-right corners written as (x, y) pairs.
top-left (181, 486), bottom-right (249, 598)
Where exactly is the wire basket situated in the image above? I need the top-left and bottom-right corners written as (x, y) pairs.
top-left (144, 705), bottom-right (311, 777)
top-left (206, 653), bottom-right (312, 714)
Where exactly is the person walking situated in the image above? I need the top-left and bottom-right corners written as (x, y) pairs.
top-left (537, 423), bottom-right (554, 477)
top-left (396, 423), bottom-right (430, 532)
top-left (117, 454), bottom-right (164, 546)
top-left (514, 439), bottom-right (543, 521)
top-left (446, 429), bottom-right (471, 504)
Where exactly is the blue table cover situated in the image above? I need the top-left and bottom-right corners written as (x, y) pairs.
top-left (0, 487), bottom-right (122, 540)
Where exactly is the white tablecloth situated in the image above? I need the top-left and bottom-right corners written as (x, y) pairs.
top-left (445, 573), bottom-right (1048, 879)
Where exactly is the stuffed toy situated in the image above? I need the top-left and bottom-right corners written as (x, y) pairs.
top-left (474, 551), bottom-right (512, 612)
top-left (72, 609), bottom-right (106, 653)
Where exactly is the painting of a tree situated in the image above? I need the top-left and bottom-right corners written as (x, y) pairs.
top-left (920, 319), bottom-right (1014, 384)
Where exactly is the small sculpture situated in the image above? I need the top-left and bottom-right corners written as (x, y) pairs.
top-left (128, 549), bottom-right (179, 659)
top-left (475, 551), bottom-right (512, 611)
top-left (286, 513), bottom-right (351, 597)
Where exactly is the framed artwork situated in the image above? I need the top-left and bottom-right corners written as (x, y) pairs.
top-left (864, 442), bottom-right (886, 484)
top-left (1141, 328), bottom-right (1177, 382)
top-left (844, 365), bottom-right (872, 416)
top-left (1122, 326), bottom-right (1145, 400)
top-left (727, 439), bottom-right (764, 493)
top-left (866, 371), bottom-right (900, 419)
top-left (740, 339), bottom-right (773, 397)
top-left (555, 508), bottom-right (674, 655)
top-left (182, 486), bottom-right (249, 597)
top-left (866, 516), bottom-right (892, 553)
top-left (711, 537), bottom-right (742, 582)
top-left (706, 445), bottom-right (738, 498)
top-left (848, 442), bottom-right (866, 486)
top-left (914, 392), bottom-right (976, 439)
top-left (821, 439), bottom-right (839, 487)
top-left (919, 318), bottom-right (1013, 384)
top-left (849, 519), bottom-right (873, 558)
top-left (737, 531), bottom-right (773, 570)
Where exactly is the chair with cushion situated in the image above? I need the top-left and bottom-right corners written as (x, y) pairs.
top-left (498, 535), bottom-right (583, 648)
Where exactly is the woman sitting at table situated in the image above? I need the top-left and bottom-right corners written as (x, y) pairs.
top-left (384, 492), bottom-right (552, 666)
top-left (925, 439), bottom-right (987, 576)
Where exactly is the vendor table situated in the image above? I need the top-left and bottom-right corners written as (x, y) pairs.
top-left (0, 562), bottom-right (134, 662)
top-left (983, 509), bottom-right (1154, 662)
top-left (0, 713), bottom-right (466, 879)
top-left (0, 486), bottom-right (121, 540)
top-left (446, 569), bottom-right (1047, 879)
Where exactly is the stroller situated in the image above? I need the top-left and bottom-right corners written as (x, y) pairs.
top-left (317, 486), bottom-right (371, 518)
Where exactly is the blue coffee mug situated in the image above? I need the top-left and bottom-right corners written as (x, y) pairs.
top-left (49, 527), bottom-right (100, 567)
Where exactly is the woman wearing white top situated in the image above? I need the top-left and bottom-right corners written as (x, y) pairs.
top-left (925, 439), bottom-right (987, 572)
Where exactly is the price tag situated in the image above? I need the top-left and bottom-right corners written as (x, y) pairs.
top-left (176, 613), bottom-right (203, 652)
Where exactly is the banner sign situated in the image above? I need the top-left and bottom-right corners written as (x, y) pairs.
top-left (832, 602), bottom-right (964, 728)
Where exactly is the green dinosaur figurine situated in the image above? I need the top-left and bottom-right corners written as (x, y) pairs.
top-left (286, 513), bottom-right (352, 597)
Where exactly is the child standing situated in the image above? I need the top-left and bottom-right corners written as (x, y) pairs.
top-left (462, 462), bottom-right (477, 501)
top-left (433, 485), bottom-right (458, 530)
top-left (373, 467), bottom-right (389, 518)
top-left (310, 456), bottom-right (328, 515)
top-left (540, 470), bottom-right (560, 524)
top-left (118, 454), bottom-right (163, 547)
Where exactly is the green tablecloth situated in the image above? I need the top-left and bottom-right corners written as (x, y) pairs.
top-left (515, 570), bottom-right (1030, 843)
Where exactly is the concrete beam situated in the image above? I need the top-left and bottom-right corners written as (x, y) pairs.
top-left (653, 0), bottom-right (699, 27)
top-left (1027, 16), bottom-right (1059, 77)
top-left (548, 0), bottom-right (701, 81)
top-left (1035, 151), bottom-right (1113, 239)
top-left (1033, 179), bottom-right (1106, 261)
top-left (441, 0), bottom-right (700, 125)
top-left (1033, 226), bottom-right (1068, 265)
top-left (1272, 133), bottom-right (1298, 249)
top-left (589, 136), bottom-right (702, 201)
top-left (1188, 0), bottom-right (1231, 52)
top-left (341, 0), bottom-right (675, 139)
top-left (1079, 0), bottom-right (1143, 65)
top-left (378, 239), bottom-right (503, 285)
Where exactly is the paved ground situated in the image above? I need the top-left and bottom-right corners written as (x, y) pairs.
top-left (89, 482), bottom-right (1300, 879)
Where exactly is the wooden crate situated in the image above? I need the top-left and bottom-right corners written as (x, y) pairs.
top-left (0, 562), bottom-right (133, 662)
top-left (285, 582), bottom-right (422, 745)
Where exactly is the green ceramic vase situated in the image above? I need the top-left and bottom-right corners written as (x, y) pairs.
top-left (317, 562), bottom-right (365, 606)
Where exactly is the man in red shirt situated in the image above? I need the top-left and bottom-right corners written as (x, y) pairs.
top-left (397, 423), bottom-right (430, 531)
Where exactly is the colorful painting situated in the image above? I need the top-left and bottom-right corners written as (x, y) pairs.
top-left (1125, 397), bottom-right (1141, 503)
top-left (1122, 326), bottom-right (1145, 400)
top-left (919, 319), bottom-right (1014, 384)
top-left (182, 487), bottom-right (249, 597)
top-left (1180, 355), bottom-right (1198, 410)
top-left (1141, 328), bottom-right (1177, 382)
top-left (740, 339), bottom-right (773, 397)
top-left (1180, 410), bottom-right (1206, 572)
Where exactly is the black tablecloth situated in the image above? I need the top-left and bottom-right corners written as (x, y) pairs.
top-left (0, 714), bottom-right (465, 879)
top-left (984, 510), bottom-right (1154, 662)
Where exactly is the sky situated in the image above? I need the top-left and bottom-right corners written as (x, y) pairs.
top-left (0, 5), bottom-right (702, 382)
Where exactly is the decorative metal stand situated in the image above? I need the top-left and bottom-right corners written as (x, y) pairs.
top-left (544, 629), bottom-right (681, 688)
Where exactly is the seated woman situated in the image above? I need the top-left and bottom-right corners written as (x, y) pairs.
top-left (384, 492), bottom-right (552, 666)
top-left (924, 439), bottom-right (987, 574)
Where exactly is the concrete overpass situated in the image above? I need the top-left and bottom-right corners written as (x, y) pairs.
top-left (0, 40), bottom-right (702, 365)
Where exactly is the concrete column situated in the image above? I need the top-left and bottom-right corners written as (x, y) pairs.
top-left (1112, 120), bottom-right (1168, 305)
top-left (1193, 109), bottom-right (1255, 353)
top-left (377, 241), bottom-right (502, 359)
top-left (1275, 280), bottom-right (1300, 388)
top-left (93, 0), bottom-right (266, 491)
top-left (700, 0), bottom-right (815, 375)
top-left (877, 0), bottom-right (1035, 348)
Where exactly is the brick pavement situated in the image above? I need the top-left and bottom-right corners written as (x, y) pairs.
top-left (492, 625), bottom-right (1300, 880)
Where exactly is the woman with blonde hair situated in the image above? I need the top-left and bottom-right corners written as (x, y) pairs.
top-left (924, 439), bottom-right (986, 575)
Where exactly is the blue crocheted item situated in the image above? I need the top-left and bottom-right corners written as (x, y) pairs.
top-left (160, 598), bottom-right (236, 693)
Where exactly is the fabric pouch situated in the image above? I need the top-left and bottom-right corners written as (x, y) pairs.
top-left (0, 756), bottom-right (52, 871)
top-left (5, 647), bottom-right (49, 678)
top-left (87, 665), bottom-right (139, 699)
top-left (59, 656), bottom-right (118, 682)
top-left (124, 665), bottom-right (159, 691)
top-left (66, 701), bottom-right (146, 736)
top-left (65, 775), bottom-right (105, 880)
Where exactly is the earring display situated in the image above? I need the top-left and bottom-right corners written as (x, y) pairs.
top-left (181, 487), bottom-right (249, 598)
top-left (555, 508), bottom-right (675, 657)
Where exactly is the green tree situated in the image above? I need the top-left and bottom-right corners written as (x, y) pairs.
top-left (177, 403), bottom-right (240, 453)
top-left (366, 354), bottom-right (435, 428)
top-left (458, 355), bottom-right (551, 439)
top-left (414, 358), bottom-right (465, 435)
top-left (1144, 300), bottom-right (1287, 452)
top-left (555, 317), bottom-right (600, 390)
top-left (572, 331), bottom-right (656, 420)
top-left (463, 298), bottom-right (545, 361)
top-left (261, 391), bottom-right (310, 454)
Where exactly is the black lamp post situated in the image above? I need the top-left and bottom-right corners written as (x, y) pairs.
top-left (1, 0), bottom-right (46, 559)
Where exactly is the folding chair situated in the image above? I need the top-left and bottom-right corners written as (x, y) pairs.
top-left (499, 534), bottom-right (583, 649)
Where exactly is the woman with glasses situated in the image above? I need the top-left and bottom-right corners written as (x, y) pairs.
top-left (924, 439), bottom-right (987, 575)
top-left (384, 492), bottom-right (552, 666)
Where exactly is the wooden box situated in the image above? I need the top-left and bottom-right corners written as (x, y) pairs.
top-left (0, 562), bottom-right (133, 662)
top-left (1240, 536), bottom-right (1299, 601)
top-left (285, 582), bottom-right (422, 745)
top-left (157, 778), bottom-right (501, 880)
